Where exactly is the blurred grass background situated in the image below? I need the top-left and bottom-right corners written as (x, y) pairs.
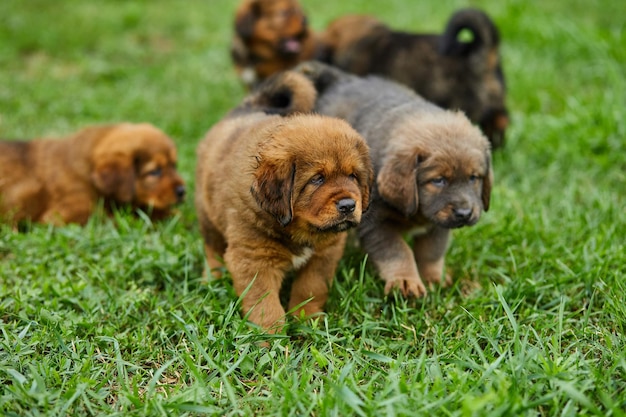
top-left (0, 0), bottom-right (625, 415)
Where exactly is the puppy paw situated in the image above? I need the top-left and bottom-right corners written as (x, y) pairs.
top-left (423, 270), bottom-right (452, 288)
top-left (384, 278), bottom-right (427, 298)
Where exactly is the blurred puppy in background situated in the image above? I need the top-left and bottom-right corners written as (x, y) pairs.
top-left (320, 8), bottom-right (509, 148)
top-left (0, 123), bottom-right (185, 226)
top-left (295, 62), bottom-right (493, 297)
top-left (231, 0), bottom-right (319, 89)
top-left (195, 71), bottom-right (373, 332)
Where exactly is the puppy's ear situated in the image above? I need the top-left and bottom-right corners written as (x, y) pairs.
top-left (357, 142), bottom-right (374, 212)
top-left (251, 159), bottom-right (296, 226)
top-left (91, 156), bottom-right (136, 203)
top-left (234, 71), bottom-right (317, 116)
top-left (482, 154), bottom-right (493, 212)
top-left (376, 153), bottom-right (419, 217)
top-left (295, 61), bottom-right (342, 95)
top-left (235, 0), bottom-right (261, 40)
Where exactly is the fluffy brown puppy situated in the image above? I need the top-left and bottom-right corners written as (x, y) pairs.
top-left (295, 62), bottom-right (493, 297)
top-left (195, 72), bottom-right (373, 331)
top-left (0, 123), bottom-right (185, 226)
top-left (320, 9), bottom-right (509, 148)
top-left (231, 0), bottom-right (319, 89)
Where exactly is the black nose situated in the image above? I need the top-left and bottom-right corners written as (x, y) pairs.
top-left (336, 198), bottom-right (356, 215)
top-left (175, 185), bottom-right (186, 200)
top-left (453, 207), bottom-right (472, 221)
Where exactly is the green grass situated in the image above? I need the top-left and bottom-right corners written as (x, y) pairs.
top-left (1, 0), bottom-right (625, 415)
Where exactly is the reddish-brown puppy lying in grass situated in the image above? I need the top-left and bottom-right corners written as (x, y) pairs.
top-left (231, 0), bottom-right (319, 89)
top-left (320, 8), bottom-right (509, 148)
top-left (294, 62), bottom-right (493, 297)
top-left (0, 123), bottom-right (185, 226)
top-left (195, 71), bottom-right (373, 332)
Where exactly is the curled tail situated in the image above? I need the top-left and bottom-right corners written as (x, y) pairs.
top-left (231, 70), bottom-right (317, 116)
top-left (439, 8), bottom-right (500, 56)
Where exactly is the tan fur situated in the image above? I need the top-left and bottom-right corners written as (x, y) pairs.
top-left (294, 62), bottom-right (493, 297)
top-left (231, 0), bottom-right (319, 89)
top-left (195, 111), bottom-right (373, 332)
top-left (0, 123), bottom-right (185, 226)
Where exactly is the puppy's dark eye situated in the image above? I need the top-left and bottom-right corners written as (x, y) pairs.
top-left (349, 173), bottom-right (358, 182)
top-left (310, 174), bottom-right (324, 186)
top-left (469, 174), bottom-right (479, 183)
top-left (146, 167), bottom-right (163, 177)
top-left (430, 177), bottom-right (447, 187)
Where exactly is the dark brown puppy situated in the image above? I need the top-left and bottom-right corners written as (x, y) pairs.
top-left (320, 9), bottom-right (509, 148)
top-left (295, 62), bottom-right (493, 297)
top-left (0, 123), bottom-right (185, 226)
top-left (195, 71), bottom-right (373, 331)
top-left (231, 0), bottom-right (319, 89)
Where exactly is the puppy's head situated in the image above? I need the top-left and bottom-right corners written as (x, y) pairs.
top-left (438, 8), bottom-right (509, 148)
top-left (234, 0), bottom-right (310, 58)
top-left (230, 70), bottom-right (317, 117)
top-left (89, 124), bottom-right (185, 215)
top-left (251, 115), bottom-right (373, 235)
top-left (377, 113), bottom-right (492, 228)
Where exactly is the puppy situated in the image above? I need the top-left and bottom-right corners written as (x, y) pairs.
top-left (295, 62), bottom-right (493, 297)
top-left (0, 123), bottom-right (185, 226)
top-left (231, 0), bottom-right (319, 88)
top-left (195, 71), bottom-right (373, 331)
top-left (320, 8), bottom-right (509, 148)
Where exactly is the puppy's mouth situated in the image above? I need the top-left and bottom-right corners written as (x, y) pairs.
top-left (279, 38), bottom-right (302, 55)
top-left (430, 206), bottom-right (480, 229)
top-left (435, 215), bottom-right (479, 229)
top-left (316, 218), bottom-right (358, 233)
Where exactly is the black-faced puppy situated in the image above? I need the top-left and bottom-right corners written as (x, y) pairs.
top-left (0, 123), bottom-right (185, 226)
top-left (295, 62), bottom-right (493, 297)
top-left (320, 8), bottom-right (509, 148)
top-left (195, 71), bottom-right (373, 332)
top-left (231, 0), bottom-right (319, 88)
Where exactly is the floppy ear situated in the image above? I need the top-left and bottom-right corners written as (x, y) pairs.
top-left (235, 1), bottom-right (260, 40)
top-left (251, 159), bottom-right (296, 226)
top-left (91, 156), bottom-right (136, 203)
top-left (482, 155), bottom-right (493, 212)
top-left (357, 142), bottom-right (374, 213)
top-left (376, 153), bottom-right (419, 217)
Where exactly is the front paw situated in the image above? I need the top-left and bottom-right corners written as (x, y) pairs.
top-left (384, 278), bottom-right (427, 298)
top-left (423, 270), bottom-right (452, 288)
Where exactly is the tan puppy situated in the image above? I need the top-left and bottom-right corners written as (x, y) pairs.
top-left (295, 62), bottom-right (493, 297)
top-left (231, 0), bottom-right (319, 88)
top-left (0, 123), bottom-right (185, 226)
top-left (195, 72), bottom-right (373, 331)
top-left (320, 9), bottom-right (509, 148)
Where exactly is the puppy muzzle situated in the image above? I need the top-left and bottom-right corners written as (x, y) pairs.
top-left (279, 37), bottom-right (302, 55)
top-left (175, 184), bottom-right (186, 203)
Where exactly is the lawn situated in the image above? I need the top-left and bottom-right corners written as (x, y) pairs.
top-left (0, 0), bottom-right (625, 415)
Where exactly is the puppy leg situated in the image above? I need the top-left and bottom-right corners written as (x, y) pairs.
top-left (413, 227), bottom-right (451, 287)
top-left (288, 234), bottom-right (347, 319)
top-left (199, 217), bottom-right (227, 279)
top-left (203, 244), bottom-right (225, 279)
top-left (42, 197), bottom-right (94, 225)
top-left (225, 247), bottom-right (291, 333)
top-left (360, 227), bottom-right (427, 297)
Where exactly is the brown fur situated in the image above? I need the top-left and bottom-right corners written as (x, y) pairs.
top-left (294, 62), bottom-right (493, 297)
top-left (231, 0), bottom-right (319, 89)
top-left (320, 9), bottom-right (509, 148)
top-left (0, 123), bottom-right (185, 226)
top-left (195, 101), bottom-right (373, 331)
